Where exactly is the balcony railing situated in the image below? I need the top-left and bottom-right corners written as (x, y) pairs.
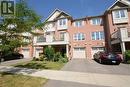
top-left (111, 28), bottom-right (130, 41)
top-left (36, 37), bottom-right (66, 43)
top-left (111, 30), bottom-right (120, 41)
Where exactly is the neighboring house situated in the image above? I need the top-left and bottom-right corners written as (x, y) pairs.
top-left (104, 0), bottom-right (130, 57)
top-left (21, 0), bottom-right (130, 60)
top-left (19, 30), bottom-right (44, 58)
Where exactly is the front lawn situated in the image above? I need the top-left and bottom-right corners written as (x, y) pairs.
top-left (13, 61), bottom-right (66, 70)
top-left (127, 60), bottom-right (130, 64)
top-left (0, 72), bottom-right (47, 87)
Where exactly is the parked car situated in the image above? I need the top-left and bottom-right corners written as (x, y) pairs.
top-left (0, 52), bottom-right (24, 62)
top-left (93, 52), bottom-right (122, 65)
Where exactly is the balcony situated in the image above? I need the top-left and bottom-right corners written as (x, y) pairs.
top-left (34, 35), bottom-right (69, 46)
top-left (111, 27), bottom-right (130, 44)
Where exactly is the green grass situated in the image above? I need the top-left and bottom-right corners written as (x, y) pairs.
top-left (0, 72), bottom-right (47, 87)
top-left (127, 60), bottom-right (130, 64)
top-left (13, 61), bottom-right (66, 70)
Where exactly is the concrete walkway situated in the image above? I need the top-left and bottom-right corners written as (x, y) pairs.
top-left (0, 59), bottom-right (130, 87)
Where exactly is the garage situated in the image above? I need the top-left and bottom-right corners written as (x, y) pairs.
top-left (22, 49), bottom-right (30, 58)
top-left (73, 47), bottom-right (86, 59)
top-left (91, 47), bottom-right (104, 58)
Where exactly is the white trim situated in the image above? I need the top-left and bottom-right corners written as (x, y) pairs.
top-left (107, 0), bottom-right (130, 11)
top-left (45, 8), bottom-right (71, 22)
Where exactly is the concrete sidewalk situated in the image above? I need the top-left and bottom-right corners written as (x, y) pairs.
top-left (0, 65), bottom-right (130, 87)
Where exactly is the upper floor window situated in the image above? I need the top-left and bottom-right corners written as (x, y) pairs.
top-left (74, 21), bottom-right (83, 27)
top-left (60, 32), bottom-right (65, 41)
top-left (73, 33), bottom-right (85, 41)
top-left (91, 31), bottom-right (104, 40)
top-left (113, 9), bottom-right (127, 19)
top-left (58, 19), bottom-right (67, 26)
top-left (91, 18), bottom-right (102, 25)
top-left (37, 35), bottom-right (46, 42)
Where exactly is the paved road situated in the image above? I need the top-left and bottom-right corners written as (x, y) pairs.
top-left (0, 58), bottom-right (32, 66)
top-left (0, 58), bottom-right (130, 87)
top-left (44, 59), bottom-right (130, 87)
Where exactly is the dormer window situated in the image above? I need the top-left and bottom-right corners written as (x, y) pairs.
top-left (58, 19), bottom-right (67, 26)
top-left (57, 18), bottom-right (68, 30)
top-left (114, 9), bottom-right (127, 19)
top-left (112, 9), bottom-right (128, 24)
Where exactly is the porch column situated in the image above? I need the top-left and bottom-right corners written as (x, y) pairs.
top-left (66, 45), bottom-right (69, 58)
top-left (121, 42), bottom-right (126, 54)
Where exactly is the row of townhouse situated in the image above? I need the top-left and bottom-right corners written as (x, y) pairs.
top-left (20, 0), bottom-right (130, 60)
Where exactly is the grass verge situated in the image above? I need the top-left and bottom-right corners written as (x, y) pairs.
top-left (0, 72), bottom-right (47, 87)
top-left (13, 61), bottom-right (66, 70)
top-left (127, 60), bottom-right (130, 64)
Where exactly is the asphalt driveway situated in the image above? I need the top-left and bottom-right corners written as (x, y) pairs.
top-left (44, 58), bottom-right (130, 87)
top-left (0, 58), bottom-right (32, 66)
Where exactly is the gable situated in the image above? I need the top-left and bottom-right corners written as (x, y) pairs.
top-left (46, 9), bottom-right (71, 22)
top-left (111, 1), bottom-right (129, 10)
top-left (107, 0), bottom-right (130, 10)
top-left (56, 12), bottom-right (70, 19)
top-left (47, 10), bottom-right (61, 21)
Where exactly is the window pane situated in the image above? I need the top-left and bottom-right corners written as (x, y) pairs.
top-left (92, 32), bottom-right (95, 40)
top-left (92, 19), bottom-right (96, 25)
top-left (115, 11), bottom-right (120, 18)
top-left (75, 21), bottom-right (82, 27)
top-left (97, 18), bottom-right (101, 25)
top-left (78, 33), bottom-right (81, 40)
top-left (82, 34), bottom-right (85, 40)
top-left (63, 19), bottom-right (66, 25)
top-left (120, 10), bottom-right (125, 17)
top-left (96, 32), bottom-right (99, 40)
top-left (100, 32), bottom-right (104, 40)
top-left (60, 33), bottom-right (65, 41)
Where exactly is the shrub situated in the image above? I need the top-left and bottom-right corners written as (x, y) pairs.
top-left (125, 50), bottom-right (130, 61)
top-left (59, 58), bottom-right (68, 63)
top-left (44, 46), bottom-right (55, 61)
top-left (32, 57), bottom-right (39, 61)
top-left (54, 52), bottom-right (63, 62)
top-left (59, 54), bottom-right (68, 63)
top-left (39, 54), bottom-right (46, 61)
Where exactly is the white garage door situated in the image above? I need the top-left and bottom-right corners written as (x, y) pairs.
top-left (22, 49), bottom-right (30, 58)
top-left (73, 47), bottom-right (86, 59)
top-left (91, 47), bottom-right (104, 58)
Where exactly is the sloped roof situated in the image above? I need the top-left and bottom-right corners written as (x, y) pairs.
top-left (107, 0), bottom-right (130, 10)
top-left (45, 8), bottom-right (71, 22)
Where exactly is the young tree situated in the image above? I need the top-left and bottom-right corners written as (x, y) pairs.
top-left (0, 0), bottom-right (44, 54)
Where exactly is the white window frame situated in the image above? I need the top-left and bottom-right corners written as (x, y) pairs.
top-left (91, 31), bottom-right (104, 40)
top-left (112, 9), bottom-right (128, 19)
top-left (73, 33), bottom-right (85, 41)
top-left (58, 19), bottom-right (67, 26)
top-left (74, 20), bottom-right (84, 27)
top-left (91, 18), bottom-right (102, 25)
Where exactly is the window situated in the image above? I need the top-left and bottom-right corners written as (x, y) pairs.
top-left (91, 31), bottom-right (104, 40)
top-left (58, 19), bottom-right (67, 26)
top-left (113, 9), bottom-right (127, 19)
top-left (74, 21), bottom-right (83, 27)
top-left (91, 18), bottom-right (102, 25)
top-left (73, 33), bottom-right (85, 41)
top-left (37, 35), bottom-right (46, 42)
top-left (60, 32), bottom-right (65, 41)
